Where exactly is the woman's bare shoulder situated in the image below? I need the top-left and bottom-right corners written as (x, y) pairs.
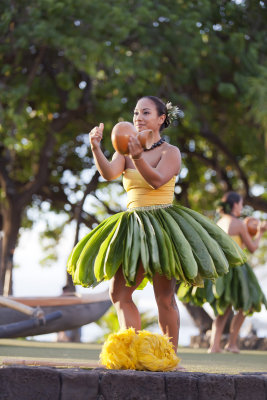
top-left (160, 143), bottom-right (181, 175)
top-left (164, 143), bottom-right (181, 157)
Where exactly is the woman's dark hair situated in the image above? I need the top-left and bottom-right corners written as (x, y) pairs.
top-left (219, 191), bottom-right (242, 215)
top-left (140, 96), bottom-right (170, 131)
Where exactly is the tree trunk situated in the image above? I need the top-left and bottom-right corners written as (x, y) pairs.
top-left (64, 198), bottom-right (86, 292)
top-left (0, 202), bottom-right (22, 295)
top-left (183, 302), bottom-right (213, 334)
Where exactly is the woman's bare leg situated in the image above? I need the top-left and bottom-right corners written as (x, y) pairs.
top-left (208, 306), bottom-right (232, 353)
top-left (153, 275), bottom-right (179, 352)
top-left (224, 310), bottom-right (245, 353)
top-left (109, 264), bottom-right (145, 331)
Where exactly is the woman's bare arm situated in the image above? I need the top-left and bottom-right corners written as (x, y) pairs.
top-left (128, 135), bottom-right (181, 189)
top-left (90, 123), bottom-right (125, 180)
top-left (239, 220), bottom-right (264, 253)
top-left (92, 146), bottom-right (125, 180)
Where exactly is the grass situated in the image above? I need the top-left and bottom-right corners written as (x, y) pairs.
top-left (0, 339), bottom-right (267, 375)
top-left (0, 339), bottom-right (101, 365)
top-left (176, 347), bottom-right (267, 374)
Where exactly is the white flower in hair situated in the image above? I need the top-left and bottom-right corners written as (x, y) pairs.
top-left (166, 102), bottom-right (184, 122)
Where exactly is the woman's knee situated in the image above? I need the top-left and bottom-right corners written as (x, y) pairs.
top-left (109, 285), bottom-right (120, 304)
top-left (109, 285), bottom-right (132, 305)
top-left (156, 293), bottom-right (177, 311)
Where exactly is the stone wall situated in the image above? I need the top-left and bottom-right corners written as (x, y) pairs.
top-left (0, 366), bottom-right (267, 400)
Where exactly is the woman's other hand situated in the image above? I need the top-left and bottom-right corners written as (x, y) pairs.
top-left (89, 123), bottom-right (104, 150)
top-left (259, 220), bottom-right (267, 233)
top-left (128, 135), bottom-right (143, 160)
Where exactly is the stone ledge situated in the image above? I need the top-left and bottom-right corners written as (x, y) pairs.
top-left (0, 366), bottom-right (267, 400)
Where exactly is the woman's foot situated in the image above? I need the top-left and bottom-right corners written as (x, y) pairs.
top-left (224, 345), bottom-right (240, 354)
top-left (207, 346), bottom-right (223, 353)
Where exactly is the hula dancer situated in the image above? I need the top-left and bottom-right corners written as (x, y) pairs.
top-left (67, 97), bottom-right (246, 370)
top-left (178, 191), bottom-right (267, 354)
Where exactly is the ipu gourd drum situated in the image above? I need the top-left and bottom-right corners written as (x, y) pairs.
top-left (244, 217), bottom-right (259, 237)
top-left (111, 121), bottom-right (153, 155)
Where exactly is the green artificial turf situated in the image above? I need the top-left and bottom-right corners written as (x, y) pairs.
top-left (0, 339), bottom-right (267, 374)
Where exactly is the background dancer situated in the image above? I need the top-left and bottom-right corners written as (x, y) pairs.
top-left (209, 192), bottom-right (267, 353)
top-left (178, 191), bottom-right (267, 353)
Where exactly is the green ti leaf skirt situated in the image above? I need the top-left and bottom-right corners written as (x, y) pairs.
top-left (67, 204), bottom-right (247, 289)
top-left (177, 262), bottom-right (267, 316)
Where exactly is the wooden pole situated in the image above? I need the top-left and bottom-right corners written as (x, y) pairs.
top-left (0, 296), bottom-right (44, 318)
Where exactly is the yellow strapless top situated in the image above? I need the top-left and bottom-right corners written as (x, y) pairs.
top-left (231, 235), bottom-right (242, 247)
top-left (123, 169), bottom-right (176, 209)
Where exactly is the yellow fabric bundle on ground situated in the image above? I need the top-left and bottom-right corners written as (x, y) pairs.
top-left (100, 328), bottom-right (180, 372)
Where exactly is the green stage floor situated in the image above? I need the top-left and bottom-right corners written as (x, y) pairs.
top-left (0, 339), bottom-right (267, 375)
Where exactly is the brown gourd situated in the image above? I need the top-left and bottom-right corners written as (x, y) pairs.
top-left (111, 121), bottom-right (153, 154)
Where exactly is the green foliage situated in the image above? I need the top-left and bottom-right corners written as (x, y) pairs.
top-left (95, 306), bottom-right (120, 341)
top-left (0, 0), bottom-right (266, 260)
top-left (37, 213), bottom-right (69, 266)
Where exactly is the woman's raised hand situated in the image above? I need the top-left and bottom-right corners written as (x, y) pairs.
top-left (89, 123), bottom-right (104, 150)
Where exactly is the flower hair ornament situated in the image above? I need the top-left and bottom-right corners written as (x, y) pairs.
top-left (166, 102), bottom-right (184, 123)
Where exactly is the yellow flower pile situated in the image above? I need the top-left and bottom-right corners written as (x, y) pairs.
top-left (100, 328), bottom-right (180, 372)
